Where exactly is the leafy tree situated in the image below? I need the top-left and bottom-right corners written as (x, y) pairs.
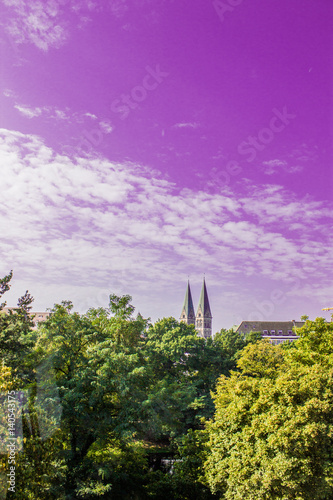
top-left (109, 293), bottom-right (135, 319)
top-left (30, 296), bottom-right (149, 498)
top-left (0, 279), bottom-right (274, 499)
top-left (0, 273), bottom-right (35, 381)
top-left (288, 316), bottom-right (333, 367)
top-left (237, 339), bottom-right (286, 378)
top-left (205, 337), bottom-right (333, 499)
top-left (140, 318), bottom-right (208, 442)
top-left (33, 301), bottom-right (105, 497)
top-left (212, 328), bottom-right (262, 376)
top-left (140, 322), bottom-right (261, 445)
top-left (76, 438), bottom-right (148, 499)
top-left (0, 271), bottom-right (13, 307)
top-left (0, 362), bottom-right (17, 498)
top-left (170, 429), bottom-right (218, 500)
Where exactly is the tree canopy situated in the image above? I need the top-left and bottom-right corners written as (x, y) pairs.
top-left (205, 319), bottom-right (333, 499)
top-left (1, 272), bottom-right (333, 499)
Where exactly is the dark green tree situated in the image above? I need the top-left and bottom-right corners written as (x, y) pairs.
top-left (0, 272), bottom-right (35, 381)
top-left (29, 296), bottom-right (149, 498)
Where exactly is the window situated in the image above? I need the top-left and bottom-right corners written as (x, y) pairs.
top-left (271, 330), bottom-right (275, 334)
top-left (288, 330), bottom-right (293, 335)
top-left (278, 330), bottom-right (283, 335)
top-left (263, 330), bottom-right (268, 334)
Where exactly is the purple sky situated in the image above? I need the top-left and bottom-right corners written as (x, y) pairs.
top-left (0, 0), bottom-right (332, 330)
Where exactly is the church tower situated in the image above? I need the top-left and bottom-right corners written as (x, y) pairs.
top-left (180, 281), bottom-right (196, 326)
top-left (195, 278), bottom-right (212, 338)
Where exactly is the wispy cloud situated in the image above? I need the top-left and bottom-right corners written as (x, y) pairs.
top-left (84, 112), bottom-right (98, 120)
top-left (13, 102), bottom-right (103, 127)
top-left (99, 120), bottom-right (113, 134)
top-left (3, 89), bottom-right (17, 98)
top-left (260, 144), bottom-right (319, 176)
top-left (1, 0), bottom-right (99, 51)
top-left (14, 103), bottom-right (69, 120)
top-left (14, 104), bottom-right (43, 118)
top-left (173, 122), bottom-right (200, 129)
top-left (109, 0), bottom-right (129, 18)
top-left (261, 159), bottom-right (303, 175)
top-left (2, 0), bottom-right (69, 51)
top-left (1, 0), bottom-right (151, 52)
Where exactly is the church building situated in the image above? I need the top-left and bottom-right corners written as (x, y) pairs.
top-left (180, 279), bottom-right (212, 338)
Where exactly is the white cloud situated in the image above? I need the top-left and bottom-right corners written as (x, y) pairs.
top-left (99, 120), bottom-right (113, 134)
top-left (14, 103), bottom-right (68, 120)
top-left (54, 109), bottom-right (68, 120)
top-left (262, 159), bottom-right (287, 175)
top-left (84, 112), bottom-right (98, 120)
top-left (3, 89), bottom-right (16, 98)
top-left (14, 104), bottom-right (42, 118)
top-left (13, 102), bottom-right (102, 126)
top-left (1, 0), bottom-right (136, 52)
top-left (3, 1), bottom-right (68, 51)
top-left (173, 122), bottom-right (199, 129)
top-left (1, 0), bottom-right (98, 51)
top-left (262, 159), bottom-right (303, 175)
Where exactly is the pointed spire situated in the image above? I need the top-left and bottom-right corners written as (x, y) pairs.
top-left (180, 281), bottom-right (195, 324)
top-left (182, 280), bottom-right (195, 318)
top-left (197, 278), bottom-right (212, 318)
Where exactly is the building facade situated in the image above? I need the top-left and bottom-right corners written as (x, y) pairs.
top-left (3, 307), bottom-right (51, 329)
top-left (236, 320), bottom-right (305, 344)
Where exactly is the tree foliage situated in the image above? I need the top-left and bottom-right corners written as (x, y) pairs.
top-left (4, 272), bottom-right (333, 499)
top-left (205, 322), bottom-right (333, 499)
top-left (0, 273), bottom-right (35, 381)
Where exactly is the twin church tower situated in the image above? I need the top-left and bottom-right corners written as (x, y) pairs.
top-left (180, 279), bottom-right (212, 338)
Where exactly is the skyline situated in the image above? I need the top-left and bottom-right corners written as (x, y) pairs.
top-left (0, 0), bottom-right (332, 330)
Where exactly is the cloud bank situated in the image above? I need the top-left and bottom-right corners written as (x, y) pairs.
top-left (1, 128), bottom-right (332, 311)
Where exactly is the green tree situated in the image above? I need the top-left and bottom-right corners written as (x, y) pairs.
top-left (29, 296), bottom-right (148, 498)
top-left (212, 328), bottom-right (262, 375)
top-left (140, 322), bottom-right (261, 445)
top-left (0, 273), bottom-right (35, 381)
top-left (170, 429), bottom-right (218, 500)
top-left (237, 339), bottom-right (286, 378)
top-left (0, 270), bottom-right (13, 309)
top-left (3, 283), bottom-right (270, 499)
top-left (205, 337), bottom-right (333, 499)
top-left (140, 318), bottom-right (207, 442)
top-left (288, 316), bottom-right (333, 367)
top-left (0, 362), bottom-right (17, 499)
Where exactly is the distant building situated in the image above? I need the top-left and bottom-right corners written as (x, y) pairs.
top-left (236, 320), bottom-right (305, 344)
top-left (30, 311), bottom-right (51, 328)
top-left (180, 281), bottom-right (196, 327)
top-left (3, 307), bottom-right (51, 329)
top-left (180, 279), bottom-right (212, 338)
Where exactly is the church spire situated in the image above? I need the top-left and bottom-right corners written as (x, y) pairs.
top-left (180, 280), bottom-right (195, 326)
top-left (196, 278), bottom-right (212, 338)
top-left (197, 277), bottom-right (212, 318)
